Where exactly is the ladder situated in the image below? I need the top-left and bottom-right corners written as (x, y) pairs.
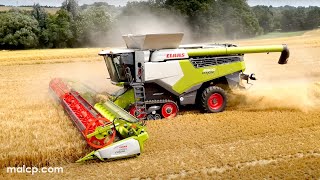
top-left (132, 83), bottom-right (147, 118)
top-left (125, 67), bottom-right (147, 118)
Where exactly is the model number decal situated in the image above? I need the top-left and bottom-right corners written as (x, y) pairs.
top-left (202, 69), bottom-right (215, 74)
top-left (115, 145), bottom-right (128, 154)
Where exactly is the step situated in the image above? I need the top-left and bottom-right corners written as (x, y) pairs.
top-left (135, 101), bottom-right (145, 105)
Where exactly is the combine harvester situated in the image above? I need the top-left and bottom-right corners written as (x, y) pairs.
top-left (50, 33), bottom-right (289, 162)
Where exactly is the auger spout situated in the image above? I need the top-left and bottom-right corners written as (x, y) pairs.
top-left (186, 44), bottom-right (290, 64)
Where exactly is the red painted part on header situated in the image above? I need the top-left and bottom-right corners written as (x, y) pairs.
top-left (49, 78), bottom-right (115, 149)
top-left (63, 93), bottom-right (97, 131)
top-left (84, 118), bottom-right (116, 149)
top-left (49, 78), bottom-right (70, 99)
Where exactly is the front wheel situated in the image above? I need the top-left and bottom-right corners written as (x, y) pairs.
top-left (201, 86), bottom-right (227, 113)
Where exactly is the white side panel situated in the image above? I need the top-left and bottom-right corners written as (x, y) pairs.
top-left (151, 49), bottom-right (188, 62)
top-left (144, 61), bottom-right (184, 86)
top-left (143, 51), bottom-right (151, 62)
top-left (95, 138), bottom-right (141, 159)
top-left (135, 50), bottom-right (151, 62)
top-left (135, 51), bottom-right (150, 82)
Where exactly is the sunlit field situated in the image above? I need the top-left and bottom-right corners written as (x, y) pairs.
top-left (0, 6), bottom-right (59, 14)
top-left (1, 30), bottom-right (320, 179)
top-left (0, 48), bottom-right (102, 65)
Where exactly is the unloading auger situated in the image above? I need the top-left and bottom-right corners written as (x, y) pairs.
top-left (49, 78), bottom-right (148, 162)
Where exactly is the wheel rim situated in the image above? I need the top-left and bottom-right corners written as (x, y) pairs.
top-left (161, 102), bottom-right (178, 118)
top-left (147, 114), bottom-right (154, 120)
top-left (208, 93), bottom-right (224, 110)
top-left (129, 106), bottom-right (146, 119)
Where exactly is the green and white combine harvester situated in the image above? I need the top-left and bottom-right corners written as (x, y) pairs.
top-left (49, 33), bottom-right (290, 162)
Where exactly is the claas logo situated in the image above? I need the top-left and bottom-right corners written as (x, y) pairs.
top-left (166, 53), bottom-right (185, 58)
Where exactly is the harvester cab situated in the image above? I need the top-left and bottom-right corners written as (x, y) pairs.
top-left (99, 33), bottom-right (290, 119)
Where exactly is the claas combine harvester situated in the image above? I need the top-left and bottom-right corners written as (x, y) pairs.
top-left (49, 33), bottom-right (290, 162)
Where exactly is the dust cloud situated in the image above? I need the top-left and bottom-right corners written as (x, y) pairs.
top-left (229, 82), bottom-right (320, 112)
top-left (228, 47), bottom-right (320, 112)
top-left (17, 62), bottom-right (114, 104)
top-left (105, 9), bottom-right (193, 46)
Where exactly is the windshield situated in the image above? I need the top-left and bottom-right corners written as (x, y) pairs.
top-left (104, 53), bottom-right (134, 83)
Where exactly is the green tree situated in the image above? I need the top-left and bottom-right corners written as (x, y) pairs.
top-left (218, 0), bottom-right (261, 38)
top-left (44, 9), bottom-right (73, 48)
top-left (295, 7), bottom-right (307, 30)
top-left (31, 3), bottom-right (50, 48)
top-left (61, 0), bottom-right (80, 46)
top-left (280, 6), bottom-right (307, 31)
top-left (61, 0), bottom-right (79, 18)
top-left (164, 0), bottom-right (261, 39)
top-left (305, 7), bottom-right (320, 29)
top-left (252, 6), bottom-right (275, 33)
top-left (31, 3), bottom-right (48, 29)
top-left (0, 11), bottom-right (39, 49)
top-left (75, 6), bottom-right (111, 46)
top-left (164, 0), bottom-right (222, 38)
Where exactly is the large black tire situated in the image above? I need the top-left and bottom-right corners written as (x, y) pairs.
top-left (201, 86), bottom-right (227, 113)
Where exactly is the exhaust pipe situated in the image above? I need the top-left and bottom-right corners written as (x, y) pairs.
top-left (187, 44), bottom-right (290, 64)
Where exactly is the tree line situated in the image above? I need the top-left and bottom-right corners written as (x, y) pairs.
top-left (0, 0), bottom-right (320, 49)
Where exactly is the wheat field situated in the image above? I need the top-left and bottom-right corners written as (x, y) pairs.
top-left (1, 30), bottom-right (320, 179)
top-left (0, 6), bottom-right (59, 14)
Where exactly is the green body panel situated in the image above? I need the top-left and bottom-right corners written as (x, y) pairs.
top-left (186, 45), bottom-right (285, 56)
top-left (77, 132), bottom-right (148, 162)
top-left (112, 89), bottom-right (135, 109)
top-left (173, 60), bottom-right (246, 94)
top-left (94, 100), bottom-right (138, 123)
top-left (115, 82), bottom-right (125, 87)
top-left (94, 103), bottom-right (116, 121)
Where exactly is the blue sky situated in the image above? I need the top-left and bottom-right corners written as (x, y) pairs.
top-left (0, 0), bottom-right (320, 7)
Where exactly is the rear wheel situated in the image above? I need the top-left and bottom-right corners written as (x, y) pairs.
top-left (201, 86), bottom-right (227, 113)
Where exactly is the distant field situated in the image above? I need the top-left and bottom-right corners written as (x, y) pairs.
top-left (253, 31), bottom-right (307, 40)
top-left (0, 48), bottom-right (103, 66)
top-left (0, 6), bottom-right (59, 14)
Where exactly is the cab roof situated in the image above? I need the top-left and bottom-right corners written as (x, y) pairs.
top-left (98, 48), bottom-right (135, 55)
